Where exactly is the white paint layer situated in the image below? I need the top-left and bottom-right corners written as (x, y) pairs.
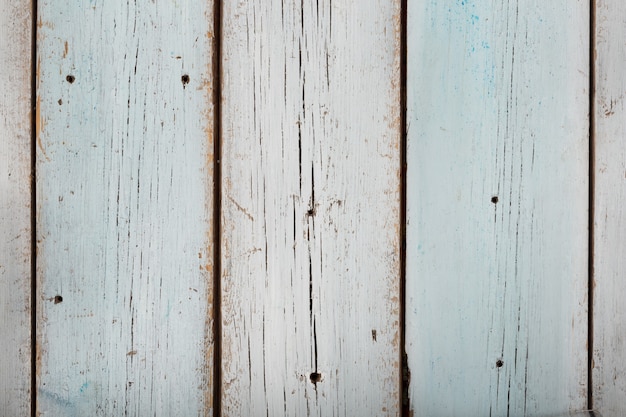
top-left (406, 1), bottom-right (589, 415)
top-left (220, 1), bottom-right (401, 415)
top-left (36, 1), bottom-right (216, 415)
top-left (0, 0), bottom-right (32, 415)
top-left (593, 1), bottom-right (626, 416)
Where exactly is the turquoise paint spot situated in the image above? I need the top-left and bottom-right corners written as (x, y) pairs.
top-left (79, 382), bottom-right (90, 393)
top-left (470, 15), bottom-right (479, 24)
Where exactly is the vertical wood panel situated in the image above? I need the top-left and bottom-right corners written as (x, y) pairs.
top-left (220, 1), bottom-right (401, 415)
top-left (593, 2), bottom-right (626, 416)
top-left (406, 1), bottom-right (589, 415)
top-left (0, 0), bottom-right (32, 415)
top-left (36, 1), bottom-right (215, 415)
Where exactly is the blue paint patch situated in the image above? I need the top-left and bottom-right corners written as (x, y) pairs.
top-left (470, 15), bottom-right (479, 24)
top-left (79, 382), bottom-right (90, 393)
top-left (39, 389), bottom-right (74, 408)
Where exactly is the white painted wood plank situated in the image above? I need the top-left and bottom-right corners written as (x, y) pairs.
top-left (36, 2), bottom-right (216, 415)
top-left (593, 2), bottom-right (626, 416)
top-left (221, 1), bottom-right (401, 415)
top-left (0, 0), bottom-right (32, 415)
top-left (406, 1), bottom-right (589, 415)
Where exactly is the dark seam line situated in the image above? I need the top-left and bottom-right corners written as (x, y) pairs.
top-left (30, 0), bottom-right (38, 416)
top-left (212, 0), bottom-right (223, 416)
top-left (588, 0), bottom-right (596, 411)
top-left (399, 0), bottom-right (409, 415)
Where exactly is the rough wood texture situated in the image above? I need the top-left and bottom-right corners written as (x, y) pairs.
top-left (406, 1), bottom-right (589, 415)
top-left (593, 2), bottom-right (626, 416)
top-left (0, 0), bottom-right (32, 415)
top-left (36, 1), bottom-right (216, 415)
top-left (220, 1), bottom-right (401, 415)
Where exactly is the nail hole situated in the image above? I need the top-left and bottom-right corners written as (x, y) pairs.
top-left (491, 196), bottom-right (499, 204)
top-left (309, 372), bottom-right (322, 384)
top-left (371, 329), bottom-right (377, 341)
top-left (66, 75), bottom-right (75, 84)
top-left (496, 359), bottom-right (504, 368)
top-left (58, 99), bottom-right (63, 105)
top-left (54, 295), bottom-right (63, 304)
top-left (181, 74), bottom-right (190, 86)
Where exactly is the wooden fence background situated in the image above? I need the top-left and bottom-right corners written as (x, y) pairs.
top-left (0, 0), bottom-right (624, 416)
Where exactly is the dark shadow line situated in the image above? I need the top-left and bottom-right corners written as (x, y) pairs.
top-left (212, 0), bottom-right (223, 416)
top-left (30, 0), bottom-right (38, 416)
top-left (588, 0), bottom-right (596, 410)
top-left (400, 0), bottom-right (410, 415)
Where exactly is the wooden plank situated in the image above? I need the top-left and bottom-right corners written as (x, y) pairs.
top-left (220, 1), bottom-right (401, 415)
top-left (0, 0), bottom-right (32, 415)
top-left (406, 1), bottom-right (589, 415)
top-left (36, 2), bottom-right (216, 415)
top-left (593, 2), bottom-right (626, 416)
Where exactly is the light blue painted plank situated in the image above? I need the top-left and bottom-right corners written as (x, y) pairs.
top-left (0, 0), bottom-right (32, 414)
top-left (36, 1), bottom-right (216, 415)
top-left (593, 2), bottom-right (626, 416)
top-left (406, 1), bottom-right (589, 415)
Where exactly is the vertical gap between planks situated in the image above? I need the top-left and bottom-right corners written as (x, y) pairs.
top-left (400, 0), bottom-right (410, 415)
top-left (30, 0), bottom-right (38, 415)
top-left (588, 0), bottom-right (596, 411)
top-left (212, 0), bottom-right (223, 415)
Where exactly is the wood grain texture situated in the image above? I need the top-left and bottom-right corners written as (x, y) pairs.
top-left (0, 0), bottom-right (32, 415)
top-left (406, 1), bottom-right (589, 415)
top-left (220, 1), bottom-right (401, 415)
top-left (593, 1), bottom-right (626, 416)
top-left (36, 1), bottom-right (215, 415)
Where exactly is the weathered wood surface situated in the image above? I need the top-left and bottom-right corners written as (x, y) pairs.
top-left (36, 1), bottom-right (216, 415)
top-left (220, 1), bottom-right (401, 415)
top-left (0, 0), bottom-right (32, 415)
top-left (406, 1), bottom-right (589, 415)
top-left (593, 2), bottom-right (626, 416)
